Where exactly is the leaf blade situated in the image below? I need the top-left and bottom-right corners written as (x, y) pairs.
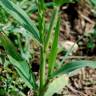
top-left (0, 32), bottom-right (37, 89)
top-left (48, 16), bottom-right (60, 76)
top-left (0, 0), bottom-right (40, 42)
top-left (45, 7), bottom-right (59, 49)
top-left (52, 60), bottom-right (96, 77)
top-left (44, 75), bottom-right (68, 96)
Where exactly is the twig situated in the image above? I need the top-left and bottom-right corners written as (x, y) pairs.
top-left (67, 85), bottom-right (86, 96)
top-left (78, 11), bottom-right (94, 24)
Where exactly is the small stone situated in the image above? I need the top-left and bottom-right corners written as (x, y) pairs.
top-left (61, 41), bottom-right (78, 54)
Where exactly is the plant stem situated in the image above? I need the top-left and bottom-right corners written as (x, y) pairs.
top-left (39, 21), bottom-right (46, 96)
top-left (37, 0), bottom-right (46, 95)
top-left (39, 47), bottom-right (46, 96)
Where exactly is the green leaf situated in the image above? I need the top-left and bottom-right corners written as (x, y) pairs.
top-left (48, 17), bottom-right (60, 76)
top-left (0, 32), bottom-right (37, 90)
top-left (54, 0), bottom-right (73, 6)
top-left (44, 75), bottom-right (68, 96)
top-left (90, 0), bottom-right (96, 6)
top-left (52, 60), bottom-right (96, 77)
top-left (0, 88), bottom-right (6, 96)
top-left (45, 7), bottom-right (59, 49)
top-left (0, 0), bottom-right (40, 42)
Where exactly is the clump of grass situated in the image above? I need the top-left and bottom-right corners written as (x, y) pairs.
top-left (0, 0), bottom-right (96, 96)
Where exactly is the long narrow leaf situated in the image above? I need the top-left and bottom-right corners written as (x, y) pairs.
top-left (52, 60), bottom-right (96, 77)
top-left (48, 17), bottom-right (60, 76)
top-left (0, 32), bottom-right (37, 90)
top-left (45, 7), bottom-right (59, 49)
top-left (0, 0), bottom-right (40, 42)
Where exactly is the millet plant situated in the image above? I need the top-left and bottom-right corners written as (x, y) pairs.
top-left (0, 0), bottom-right (96, 96)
